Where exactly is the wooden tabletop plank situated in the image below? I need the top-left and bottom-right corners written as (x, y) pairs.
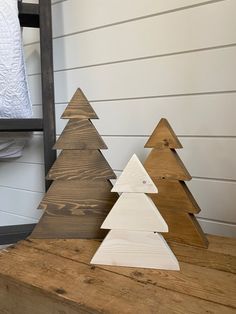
top-left (0, 244), bottom-right (234, 314)
top-left (22, 239), bottom-right (236, 308)
top-left (207, 235), bottom-right (236, 256)
top-left (169, 240), bottom-right (236, 274)
top-left (0, 274), bottom-right (88, 314)
top-left (26, 235), bottom-right (236, 275)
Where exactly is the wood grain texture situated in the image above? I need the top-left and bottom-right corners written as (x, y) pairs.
top-left (27, 235), bottom-right (236, 274)
top-left (0, 236), bottom-right (235, 313)
top-left (101, 193), bottom-right (168, 232)
top-left (112, 154), bottom-right (157, 193)
top-left (156, 207), bottom-right (209, 248)
top-left (61, 88), bottom-right (98, 119)
top-left (169, 240), bottom-right (236, 274)
top-left (31, 180), bottom-right (118, 239)
top-left (38, 180), bottom-right (118, 211)
top-left (31, 213), bottom-right (109, 239)
top-left (207, 234), bottom-right (236, 256)
top-left (47, 150), bottom-right (116, 181)
top-left (150, 179), bottom-right (201, 213)
top-left (0, 276), bottom-right (84, 314)
top-left (91, 230), bottom-right (180, 270)
top-left (145, 148), bottom-right (192, 180)
top-left (54, 119), bottom-right (107, 150)
top-left (145, 118), bottom-right (183, 149)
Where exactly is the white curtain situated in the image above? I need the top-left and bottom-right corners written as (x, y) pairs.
top-left (0, 0), bottom-right (32, 158)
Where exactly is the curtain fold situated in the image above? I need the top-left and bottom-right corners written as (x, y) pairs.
top-left (0, 0), bottom-right (32, 158)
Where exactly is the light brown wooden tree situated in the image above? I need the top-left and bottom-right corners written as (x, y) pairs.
top-left (31, 89), bottom-right (118, 239)
top-left (144, 118), bottom-right (208, 248)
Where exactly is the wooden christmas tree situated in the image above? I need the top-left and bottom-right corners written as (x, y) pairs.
top-left (144, 118), bottom-right (208, 248)
top-left (31, 89), bottom-right (119, 239)
top-left (91, 154), bottom-right (180, 270)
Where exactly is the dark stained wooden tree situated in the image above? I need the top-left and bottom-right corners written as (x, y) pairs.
top-left (31, 89), bottom-right (118, 239)
top-left (144, 118), bottom-right (208, 248)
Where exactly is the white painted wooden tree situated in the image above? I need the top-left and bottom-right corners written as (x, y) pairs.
top-left (91, 154), bottom-right (180, 270)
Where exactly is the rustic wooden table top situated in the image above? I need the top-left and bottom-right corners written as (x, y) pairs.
top-left (0, 235), bottom-right (235, 314)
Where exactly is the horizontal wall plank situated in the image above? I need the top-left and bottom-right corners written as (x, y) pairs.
top-left (25, 0), bottom-right (236, 75)
top-left (28, 47), bottom-right (236, 105)
top-left (52, 0), bottom-right (215, 38)
top-left (0, 212), bottom-right (38, 227)
top-left (188, 179), bottom-right (236, 223)
top-left (23, 28), bottom-right (39, 46)
top-left (198, 218), bottom-right (236, 238)
top-left (4, 134), bottom-right (236, 180)
top-left (23, 0), bottom-right (216, 45)
top-left (0, 187), bottom-right (43, 219)
top-left (5, 133), bottom-right (236, 182)
top-left (102, 136), bottom-right (236, 181)
top-left (1, 152), bottom-right (235, 224)
top-left (0, 162), bottom-right (44, 192)
top-left (53, 93), bottom-right (236, 136)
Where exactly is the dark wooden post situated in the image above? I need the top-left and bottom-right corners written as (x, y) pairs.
top-left (39, 0), bottom-right (56, 191)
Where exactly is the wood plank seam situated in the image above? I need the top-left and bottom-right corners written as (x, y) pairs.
top-left (12, 241), bottom-right (236, 310)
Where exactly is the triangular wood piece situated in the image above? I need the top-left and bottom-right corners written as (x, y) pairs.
top-left (112, 154), bottom-right (157, 193)
top-left (144, 149), bottom-right (191, 181)
top-left (157, 207), bottom-right (209, 248)
top-left (47, 150), bottom-right (116, 181)
top-left (38, 180), bottom-right (118, 211)
top-left (150, 179), bottom-right (200, 213)
top-left (91, 230), bottom-right (180, 270)
top-left (54, 119), bottom-right (107, 150)
top-left (145, 118), bottom-right (182, 149)
top-left (101, 193), bottom-right (168, 232)
top-left (61, 88), bottom-right (98, 119)
top-left (31, 180), bottom-right (119, 239)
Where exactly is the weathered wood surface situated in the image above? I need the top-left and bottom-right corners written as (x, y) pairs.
top-left (47, 150), bottom-right (116, 181)
top-left (145, 118), bottom-right (183, 149)
top-left (26, 235), bottom-right (236, 275)
top-left (0, 235), bottom-right (235, 314)
top-left (31, 180), bottom-right (118, 239)
top-left (61, 88), bottom-right (98, 119)
top-left (144, 148), bottom-right (192, 180)
top-left (150, 179), bottom-right (200, 213)
top-left (54, 119), bottom-right (107, 150)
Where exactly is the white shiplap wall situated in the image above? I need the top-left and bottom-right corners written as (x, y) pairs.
top-left (0, 0), bottom-right (236, 237)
